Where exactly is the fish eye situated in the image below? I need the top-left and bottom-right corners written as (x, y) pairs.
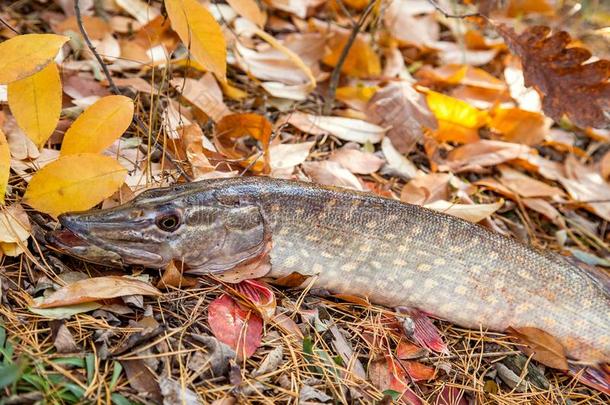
top-left (156, 212), bottom-right (181, 232)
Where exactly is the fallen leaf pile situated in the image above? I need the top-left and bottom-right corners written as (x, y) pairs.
top-left (0, 0), bottom-right (609, 403)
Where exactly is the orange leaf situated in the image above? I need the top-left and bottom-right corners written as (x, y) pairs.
top-left (396, 340), bottom-right (426, 360)
top-left (35, 276), bottom-right (161, 308)
top-left (272, 271), bottom-right (310, 288)
top-left (157, 261), bottom-right (198, 289)
top-left (215, 113), bottom-right (272, 173)
top-left (490, 107), bottom-right (548, 145)
top-left (400, 360), bottom-right (436, 381)
top-left (208, 294), bottom-right (263, 359)
top-left (507, 326), bottom-right (569, 370)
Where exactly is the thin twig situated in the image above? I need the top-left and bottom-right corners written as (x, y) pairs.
top-left (426, 0), bottom-right (482, 19)
top-left (0, 15), bottom-right (20, 35)
top-left (74, 0), bottom-right (192, 182)
top-left (75, 0), bottom-right (119, 94)
top-left (323, 0), bottom-right (376, 115)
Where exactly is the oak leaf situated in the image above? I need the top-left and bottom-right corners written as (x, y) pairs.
top-left (496, 24), bottom-right (610, 128)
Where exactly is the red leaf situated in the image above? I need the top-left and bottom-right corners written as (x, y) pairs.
top-left (234, 279), bottom-right (276, 320)
top-left (208, 294), bottom-right (263, 359)
top-left (396, 340), bottom-right (426, 360)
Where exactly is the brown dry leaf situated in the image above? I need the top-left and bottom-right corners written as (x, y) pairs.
top-left (498, 165), bottom-right (565, 198)
top-left (601, 150), bottom-right (610, 181)
top-left (384, 0), bottom-right (438, 47)
top-left (269, 142), bottom-right (314, 175)
top-left (329, 145), bottom-right (384, 175)
top-left (281, 112), bottom-right (385, 144)
top-left (496, 24), bottom-right (610, 128)
top-left (271, 272), bottom-right (310, 288)
top-left (0, 204), bottom-right (30, 245)
top-left (367, 82), bottom-right (437, 154)
top-left (523, 198), bottom-right (564, 225)
top-left (115, 0), bottom-right (160, 24)
top-left (36, 276), bottom-right (162, 308)
top-left (0, 129), bottom-right (8, 203)
top-left (171, 75), bottom-right (231, 123)
top-left (490, 107), bottom-right (549, 145)
top-left (558, 155), bottom-right (610, 221)
top-left (508, 326), bottom-right (569, 370)
top-left (443, 140), bottom-right (532, 173)
top-left (381, 137), bottom-right (418, 180)
top-left (227, 0), bottom-right (266, 27)
top-left (426, 90), bottom-right (488, 144)
top-left (54, 15), bottom-right (111, 39)
top-left (121, 359), bottom-right (162, 402)
top-left (234, 22), bottom-right (319, 100)
top-left (435, 41), bottom-right (499, 67)
top-left (401, 173), bottom-right (451, 205)
top-left (302, 161), bottom-right (364, 190)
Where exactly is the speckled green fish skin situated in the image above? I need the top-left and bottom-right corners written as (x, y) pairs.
top-left (57, 177), bottom-right (610, 364)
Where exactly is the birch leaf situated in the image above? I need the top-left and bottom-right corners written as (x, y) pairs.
top-left (61, 95), bottom-right (134, 155)
top-left (0, 34), bottom-right (69, 84)
top-left (24, 154), bottom-right (127, 217)
top-left (8, 62), bottom-right (62, 148)
top-left (165, 0), bottom-right (227, 81)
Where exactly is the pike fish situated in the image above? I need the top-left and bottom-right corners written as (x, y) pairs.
top-left (49, 177), bottom-right (610, 365)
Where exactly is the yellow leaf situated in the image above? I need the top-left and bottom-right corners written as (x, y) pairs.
top-left (0, 34), bottom-right (69, 84)
top-left (60, 95), bottom-right (134, 155)
top-left (226, 0), bottom-right (266, 28)
top-left (426, 91), bottom-right (488, 143)
top-left (24, 154), bottom-right (126, 217)
top-left (8, 62), bottom-right (62, 148)
top-left (165, 0), bottom-right (227, 81)
top-left (0, 129), bottom-right (9, 204)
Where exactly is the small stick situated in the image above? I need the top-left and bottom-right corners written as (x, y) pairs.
top-left (323, 0), bottom-right (376, 115)
top-left (0, 15), bottom-right (20, 35)
top-left (74, 0), bottom-right (192, 181)
top-left (426, 0), bottom-right (482, 19)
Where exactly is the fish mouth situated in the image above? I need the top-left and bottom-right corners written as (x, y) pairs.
top-left (50, 214), bottom-right (166, 267)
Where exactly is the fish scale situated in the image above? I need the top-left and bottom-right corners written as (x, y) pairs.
top-left (53, 177), bottom-right (610, 364)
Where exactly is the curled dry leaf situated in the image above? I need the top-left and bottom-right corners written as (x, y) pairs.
top-left (8, 62), bottom-right (62, 148)
top-left (0, 34), bottom-right (69, 84)
top-left (601, 150), bottom-right (610, 181)
top-left (0, 204), bottom-right (31, 244)
top-left (367, 82), bottom-right (437, 154)
top-left (23, 153), bottom-right (127, 217)
top-left (401, 173), bottom-right (451, 205)
top-left (329, 146), bottom-right (384, 175)
top-left (381, 137), bottom-right (417, 180)
top-left (282, 112), bottom-right (385, 144)
top-left (507, 326), bottom-right (569, 370)
top-left (234, 279), bottom-right (276, 320)
top-left (558, 156), bottom-right (610, 222)
top-left (234, 20), bottom-right (318, 100)
top-left (269, 141), bottom-right (314, 172)
top-left (61, 95), bottom-right (134, 155)
top-left (424, 199), bottom-right (504, 223)
top-left (444, 140), bottom-right (532, 173)
top-left (496, 24), bottom-right (610, 128)
top-left (165, 0), bottom-right (227, 80)
top-left (35, 276), bottom-right (161, 309)
top-left (208, 294), bottom-right (263, 359)
top-left (302, 161), bottom-right (364, 191)
top-left (215, 113), bottom-right (272, 173)
top-left (498, 165), bottom-right (565, 198)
